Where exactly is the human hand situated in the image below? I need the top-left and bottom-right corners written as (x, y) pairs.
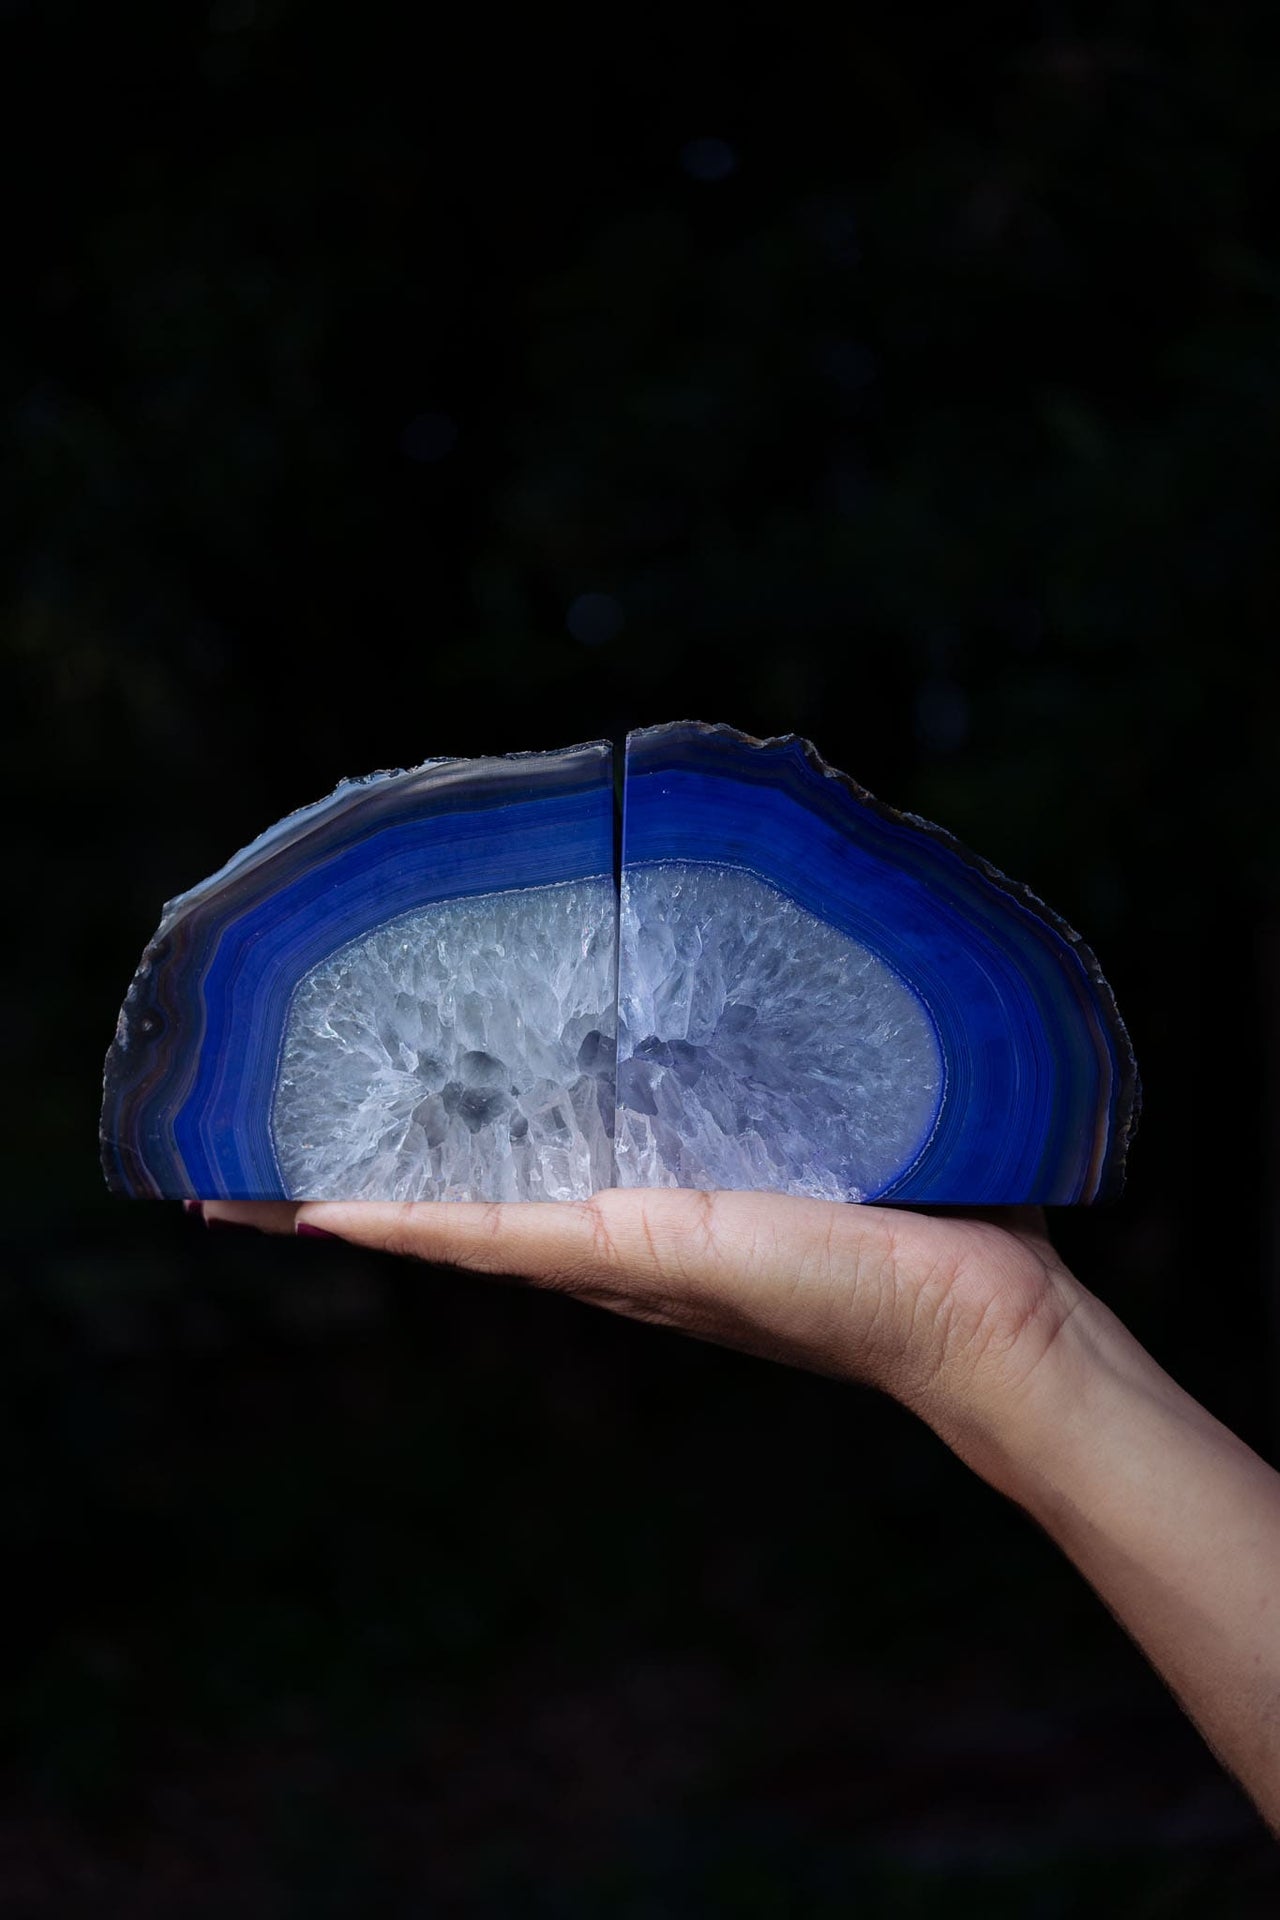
top-left (199, 1189), bottom-right (1085, 1463)
top-left (197, 1189), bottom-right (1280, 1825)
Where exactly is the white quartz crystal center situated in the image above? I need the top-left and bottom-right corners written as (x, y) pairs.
top-left (616, 862), bottom-right (942, 1201)
top-left (271, 879), bottom-right (616, 1201)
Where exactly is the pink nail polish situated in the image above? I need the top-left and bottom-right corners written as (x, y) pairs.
top-left (183, 1199), bottom-right (204, 1217)
top-left (296, 1223), bottom-right (338, 1240)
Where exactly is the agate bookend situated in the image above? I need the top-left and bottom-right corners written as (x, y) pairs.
top-left (618, 722), bottom-right (1138, 1205)
top-left (102, 743), bottom-right (617, 1202)
top-left (102, 724), bottom-right (1138, 1205)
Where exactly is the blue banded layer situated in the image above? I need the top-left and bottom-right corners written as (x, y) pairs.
top-left (101, 743), bottom-right (616, 1198)
top-left (622, 722), bottom-right (1139, 1203)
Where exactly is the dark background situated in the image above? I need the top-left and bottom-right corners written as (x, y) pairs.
top-left (3, 2), bottom-right (1279, 1911)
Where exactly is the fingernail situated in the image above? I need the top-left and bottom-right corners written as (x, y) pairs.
top-left (206, 1215), bottom-right (259, 1235)
top-left (183, 1199), bottom-right (204, 1218)
top-left (296, 1223), bottom-right (338, 1240)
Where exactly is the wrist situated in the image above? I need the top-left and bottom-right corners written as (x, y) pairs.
top-left (909, 1253), bottom-right (1280, 1830)
top-left (920, 1279), bottom-right (1173, 1512)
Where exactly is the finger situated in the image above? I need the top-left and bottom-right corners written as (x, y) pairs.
top-left (291, 1191), bottom-right (665, 1291)
top-left (292, 1187), bottom-right (898, 1306)
top-left (200, 1201), bottom-right (301, 1235)
top-left (289, 1192), bottom-right (940, 1391)
top-left (294, 1190), bottom-right (746, 1292)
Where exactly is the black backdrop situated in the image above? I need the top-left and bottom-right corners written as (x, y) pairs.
top-left (3, 4), bottom-right (1279, 1912)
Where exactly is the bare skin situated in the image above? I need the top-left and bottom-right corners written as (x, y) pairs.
top-left (204, 1188), bottom-right (1280, 1833)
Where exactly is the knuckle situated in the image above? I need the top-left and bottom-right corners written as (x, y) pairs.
top-left (653, 1188), bottom-right (721, 1281)
top-left (580, 1194), bottom-right (621, 1269)
top-left (380, 1201), bottom-right (433, 1264)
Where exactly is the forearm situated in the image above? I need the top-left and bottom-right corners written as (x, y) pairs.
top-left (941, 1290), bottom-right (1280, 1829)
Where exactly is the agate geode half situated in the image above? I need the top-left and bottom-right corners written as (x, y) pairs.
top-left (102, 722), bottom-right (1139, 1205)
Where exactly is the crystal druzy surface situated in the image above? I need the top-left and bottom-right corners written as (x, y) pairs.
top-left (620, 723), bottom-right (1138, 1204)
top-left (101, 744), bottom-right (616, 1201)
top-left (102, 723), bottom-right (1139, 1205)
top-left (273, 883), bottom-right (615, 1202)
top-left (616, 864), bottom-right (942, 1201)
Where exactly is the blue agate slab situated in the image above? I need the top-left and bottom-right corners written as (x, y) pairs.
top-left (103, 722), bottom-right (1138, 1206)
top-left (618, 722), bottom-right (1138, 1204)
top-left (102, 743), bottom-right (618, 1201)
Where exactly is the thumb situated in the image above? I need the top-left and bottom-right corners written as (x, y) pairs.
top-left (292, 1189), bottom-right (907, 1383)
top-left (293, 1193), bottom-right (630, 1291)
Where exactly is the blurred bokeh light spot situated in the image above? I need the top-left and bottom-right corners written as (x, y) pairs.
top-left (401, 411), bottom-right (459, 463)
top-left (821, 339), bottom-right (878, 392)
top-left (566, 593), bottom-right (624, 646)
top-left (208, 0), bottom-right (257, 29)
top-left (680, 137), bottom-right (737, 183)
top-left (915, 677), bottom-right (971, 754)
top-left (800, 195), bottom-right (861, 265)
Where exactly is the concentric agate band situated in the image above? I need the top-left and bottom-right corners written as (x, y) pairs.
top-left (101, 744), bottom-right (616, 1199)
top-left (102, 724), bottom-right (1139, 1205)
top-left (623, 722), bottom-right (1139, 1203)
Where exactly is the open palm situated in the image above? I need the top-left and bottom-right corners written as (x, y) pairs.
top-left (206, 1189), bottom-right (1083, 1447)
top-left (200, 1187), bottom-right (1280, 1829)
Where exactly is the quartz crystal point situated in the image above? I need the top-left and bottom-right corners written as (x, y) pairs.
top-left (102, 724), bottom-right (1138, 1205)
top-left (101, 744), bottom-right (617, 1200)
top-left (618, 723), bottom-right (1138, 1204)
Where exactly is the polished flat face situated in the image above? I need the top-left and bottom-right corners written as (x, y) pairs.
top-left (273, 880), bottom-right (616, 1203)
top-left (101, 724), bottom-right (1138, 1204)
top-left (617, 723), bottom-right (1137, 1206)
top-left (100, 741), bottom-right (617, 1201)
top-left (615, 863), bottom-right (942, 1201)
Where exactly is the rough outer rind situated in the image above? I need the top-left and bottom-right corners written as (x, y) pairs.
top-left (101, 742), bottom-right (617, 1198)
top-left (102, 723), bottom-right (1139, 1204)
top-left (621, 720), bottom-right (1139, 1203)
